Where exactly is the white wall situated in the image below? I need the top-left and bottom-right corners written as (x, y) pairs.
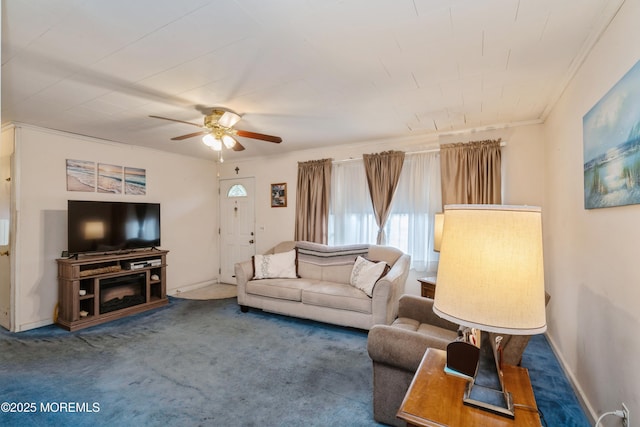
top-left (543, 0), bottom-right (640, 420)
top-left (219, 124), bottom-right (546, 296)
top-left (10, 125), bottom-right (219, 331)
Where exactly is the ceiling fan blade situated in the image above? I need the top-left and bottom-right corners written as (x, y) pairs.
top-left (231, 140), bottom-right (245, 151)
top-left (150, 115), bottom-right (203, 128)
top-left (235, 129), bottom-right (282, 143)
top-left (170, 131), bottom-right (208, 141)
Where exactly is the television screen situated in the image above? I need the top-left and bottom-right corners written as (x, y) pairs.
top-left (68, 200), bottom-right (161, 254)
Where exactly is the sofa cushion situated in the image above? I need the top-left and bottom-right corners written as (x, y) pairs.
top-left (253, 249), bottom-right (297, 279)
top-left (321, 263), bottom-right (355, 284)
top-left (302, 282), bottom-right (372, 314)
top-left (350, 256), bottom-right (388, 297)
top-left (246, 278), bottom-right (314, 301)
top-left (297, 260), bottom-right (358, 283)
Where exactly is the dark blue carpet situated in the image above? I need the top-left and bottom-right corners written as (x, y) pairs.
top-left (521, 334), bottom-right (591, 427)
top-left (0, 297), bottom-right (589, 426)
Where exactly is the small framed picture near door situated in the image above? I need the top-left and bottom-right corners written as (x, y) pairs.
top-left (271, 183), bottom-right (287, 207)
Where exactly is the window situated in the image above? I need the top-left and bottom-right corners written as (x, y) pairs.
top-left (384, 152), bottom-right (441, 271)
top-left (227, 184), bottom-right (247, 198)
top-left (329, 160), bottom-right (377, 246)
top-left (328, 152), bottom-right (441, 272)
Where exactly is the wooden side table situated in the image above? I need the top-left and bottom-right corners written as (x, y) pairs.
top-left (418, 276), bottom-right (437, 299)
top-left (397, 348), bottom-right (541, 427)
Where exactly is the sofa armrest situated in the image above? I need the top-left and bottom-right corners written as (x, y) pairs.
top-left (367, 324), bottom-right (450, 372)
top-left (371, 254), bottom-right (411, 324)
top-left (397, 294), bottom-right (459, 332)
top-left (234, 260), bottom-right (254, 305)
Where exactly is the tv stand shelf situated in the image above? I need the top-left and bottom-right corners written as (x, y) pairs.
top-left (56, 249), bottom-right (169, 331)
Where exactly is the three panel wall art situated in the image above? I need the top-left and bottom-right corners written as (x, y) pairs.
top-left (66, 159), bottom-right (146, 195)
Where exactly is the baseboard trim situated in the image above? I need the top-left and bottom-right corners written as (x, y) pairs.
top-left (168, 279), bottom-right (220, 296)
top-left (16, 318), bottom-right (53, 332)
top-left (544, 332), bottom-right (596, 425)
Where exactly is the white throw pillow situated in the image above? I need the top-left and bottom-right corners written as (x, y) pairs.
top-left (253, 249), bottom-right (297, 279)
top-left (350, 256), bottom-right (388, 297)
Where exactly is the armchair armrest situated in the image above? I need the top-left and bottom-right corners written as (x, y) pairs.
top-left (489, 291), bottom-right (551, 366)
top-left (367, 324), bottom-right (450, 372)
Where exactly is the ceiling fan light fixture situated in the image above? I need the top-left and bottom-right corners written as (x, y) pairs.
top-left (202, 133), bottom-right (215, 147)
top-left (202, 134), bottom-right (222, 151)
top-left (222, 134), bottom-right (237, 149)
top-left (218, 111), bottom-right (241, 128)
top-left (151, 109), bottom-right (280, 153)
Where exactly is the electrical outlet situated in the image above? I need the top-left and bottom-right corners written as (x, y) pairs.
top-left (622, 403), bottom-right (630, 427)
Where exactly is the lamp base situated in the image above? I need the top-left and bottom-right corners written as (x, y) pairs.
top-left (462, 330), bottom-right (515, 419)
top-left (463, 382), bottom-right (515, 418)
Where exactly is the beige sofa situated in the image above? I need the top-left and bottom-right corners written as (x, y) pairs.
top-left (235, 241), bottom-right (411, 330)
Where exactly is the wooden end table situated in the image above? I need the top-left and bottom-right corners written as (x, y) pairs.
top-left (418, 276), bottom-right (437, 299)
top-left (397, 348), bottom-right (541, 427)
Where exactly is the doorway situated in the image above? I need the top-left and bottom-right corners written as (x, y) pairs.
top-left (219, 178), bottom-right (256, 284)
top-left (0, 128), bottom-right (13, 330)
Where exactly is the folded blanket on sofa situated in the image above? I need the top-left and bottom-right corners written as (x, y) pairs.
top-left (295, 241), bottom-right (369, 266)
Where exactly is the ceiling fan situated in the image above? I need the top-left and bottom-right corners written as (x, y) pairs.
top-left (150, 109), bottom-right (282, 155)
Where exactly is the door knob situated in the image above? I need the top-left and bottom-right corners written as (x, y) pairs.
top-left (249, 240), bottom-right (254, 244)
top-left (0, 250), bottom-right (9, 256)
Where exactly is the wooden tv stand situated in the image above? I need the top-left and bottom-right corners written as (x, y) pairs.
top-left (56, 249), bottom-right (169, 331)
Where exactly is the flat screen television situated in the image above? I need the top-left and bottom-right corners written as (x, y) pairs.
top-left (68, 200), bottom-right (161, 255)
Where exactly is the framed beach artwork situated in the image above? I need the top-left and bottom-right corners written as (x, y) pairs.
top-left (271, 183), bottom-right (287, 207)
top-left (583, 59), bottom-right (640, 209)
top-left (124, 167), bottom-right (146, 195)
top-left (66, 159), bottom-right (96, 192)
top-left (97, 163), bottom-right (123, 194)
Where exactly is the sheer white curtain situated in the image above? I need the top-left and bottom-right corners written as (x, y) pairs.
top-left (384, 152), bottom-right (441, 271)
top-left (329, 152), bottom-right (442, 272)
top-left (328, 160), bottom-right (376, 245)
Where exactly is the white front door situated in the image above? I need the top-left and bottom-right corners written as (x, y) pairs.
top-left (219, 178), bottom-right (256, 284)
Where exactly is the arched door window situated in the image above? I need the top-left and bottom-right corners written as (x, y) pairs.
top-left (227, 184), bottom-right (247, 198)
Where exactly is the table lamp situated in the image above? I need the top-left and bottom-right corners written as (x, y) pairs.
top-left (433, 204), bottom-right (547, 418)
top-left (433, 212), bottom-right (444, 252)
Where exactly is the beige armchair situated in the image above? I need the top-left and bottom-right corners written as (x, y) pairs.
top-left (367, 293), bottom-right (550, 426)
top-left (367, 295), bottom-right (459, 426)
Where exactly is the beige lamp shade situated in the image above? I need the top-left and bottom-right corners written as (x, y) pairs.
top-left (433, 212), bottom-right (444, 252)
top-left (433, 204), bottom-right (547, 335)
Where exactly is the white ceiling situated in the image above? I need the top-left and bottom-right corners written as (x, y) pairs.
top-left (1, 0), bottom-right (625, 161)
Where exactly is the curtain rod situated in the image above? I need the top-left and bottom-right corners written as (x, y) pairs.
top-left (333, 141), bottom-right (506, 164)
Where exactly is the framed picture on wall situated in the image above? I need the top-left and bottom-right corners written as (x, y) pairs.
top-left (583, 59), bottom-right (640, 209)
top-left (66, 159), bottom-right (96, 192)
top-left (97, 163), bottom-right (123, 194)
top-left (271, 183), bottom-right (287, 207)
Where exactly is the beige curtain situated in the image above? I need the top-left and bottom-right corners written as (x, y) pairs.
top-left (439, 139), bottom-right (502, 206)
top-left (363, 150), bottom-right (405, 244)
top-left (295, 158), bottom-right (332, 243)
